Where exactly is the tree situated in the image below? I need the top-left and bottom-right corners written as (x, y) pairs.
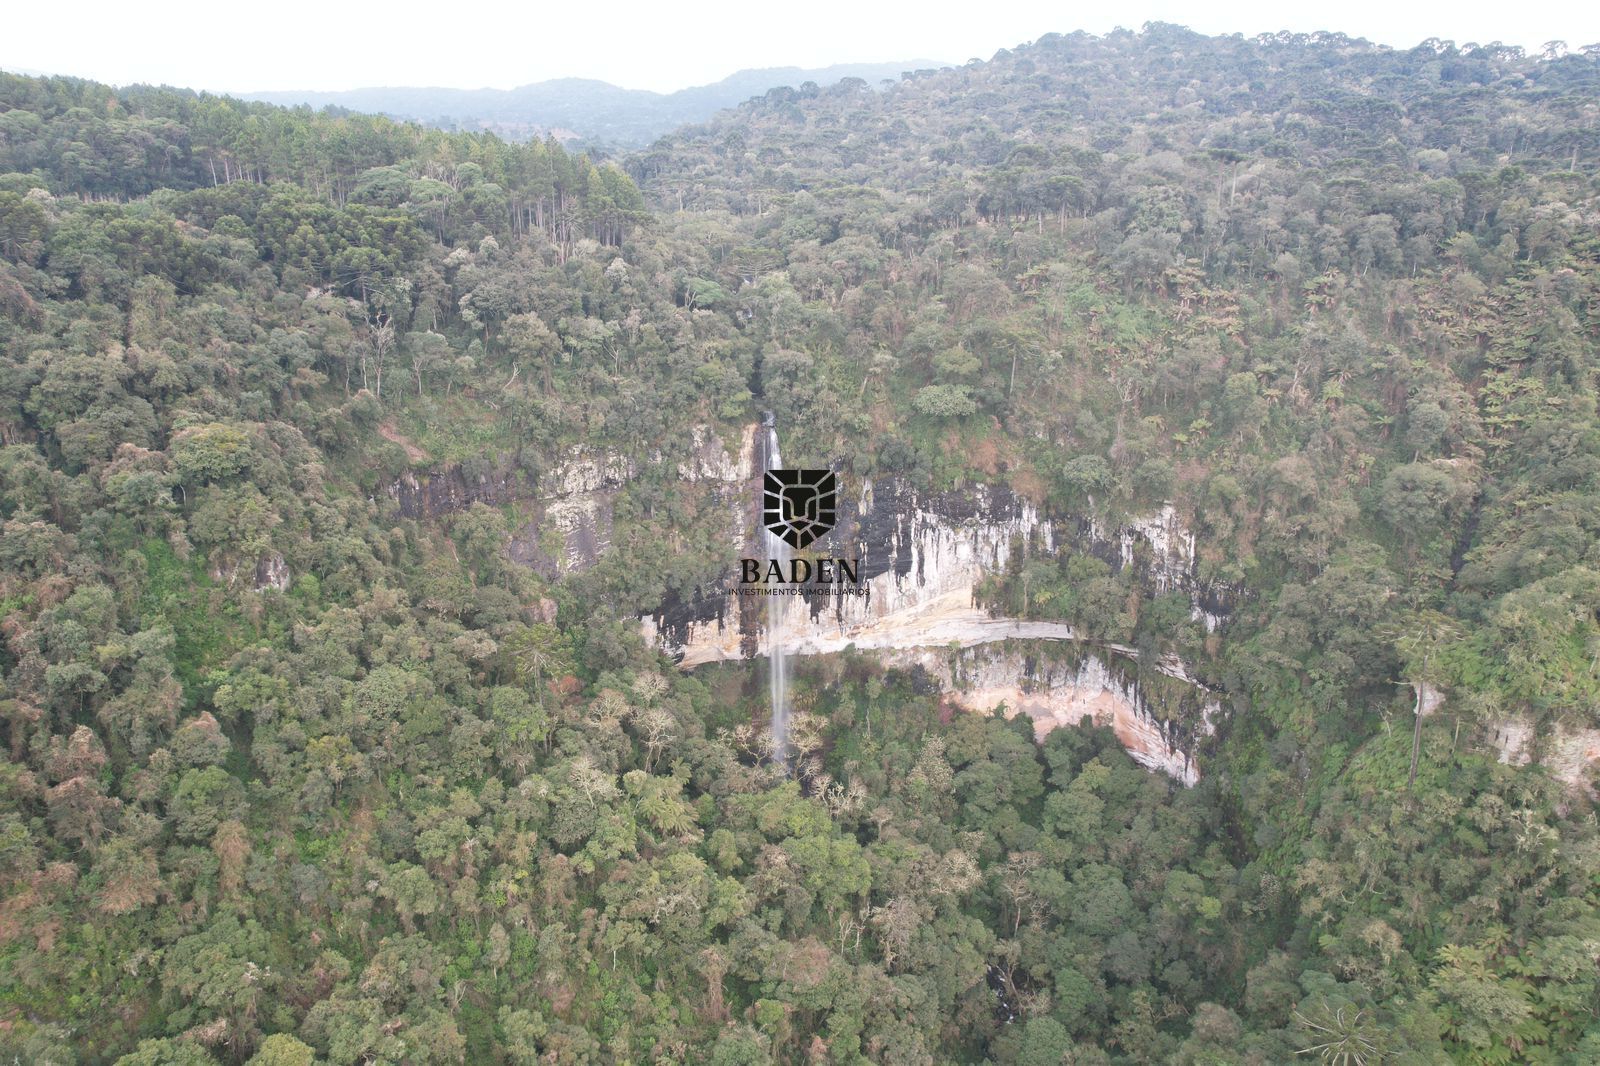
top-left (406, 330), bottom-right (451, 397)
top-left (912, 383), bottom-right (978, 419)
top-left (170, 766), bottom-right (245, 841)
top-left (501, 622), bottom-right (573, 706)
top-left (1293, 1002), bottom-right (1385, 1065)
top-left (501, 313), bottom-right (560, 395)
top-left (1018, 1016), bottom-right (1072, 1066)
top-left (244, 1035), bottom-right (316, 1066)
top-left (113, 1039), bottom-right (220, 1065)
top-left (489, 685), bottom-right (550, 770)
top-left (380, 862), bottom-right (441, 932)
top-left (161, 915), bottom-right (275, 1060)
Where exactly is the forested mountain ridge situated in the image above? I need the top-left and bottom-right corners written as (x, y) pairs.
top-left (241, 63), bottom-right (946, 147)
top-left (2, 23), bottom-right (1600, 1065)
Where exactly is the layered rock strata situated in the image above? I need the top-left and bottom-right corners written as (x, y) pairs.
top-left (891, 643), bottom-right (1215, 786)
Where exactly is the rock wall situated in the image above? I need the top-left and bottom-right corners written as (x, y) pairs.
top-left (1547, 731), bottom-right (1600, 789)
top-left (645, 477), bottom-right (1233, 667)
top-left (1055, 502), bottom-right (1241, 633)
top-left (1424, 691), bottom-right (1599, 791)
top-left (1491, 719), bottom-right (1535, 766)
top-left (1490, 717), bottom-right (1600, 790)
top-left (1418, 688), bottom-right (1597, 791)
top-left (891, 643), bottom-right (1216, 785)
top-left (644, 478), bottom-right (1060, 665)
top-left (387, 462), bottom-right (529, 520)
top-left (211, 551), bottom-right (292, 593)
top-left (384, 422), bottom-right (1228, 784)
top-left (506, 450), bottom-right (635, 577)
top-left (635, 432), bottom-right (1230, 785)
top-left (1414, 681), bottom-right (1446, 718)
top-left (383, 425), bottom-right (756, 578)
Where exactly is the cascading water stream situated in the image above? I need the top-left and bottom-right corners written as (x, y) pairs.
top-left (760, 413), bottom-right (790, 770)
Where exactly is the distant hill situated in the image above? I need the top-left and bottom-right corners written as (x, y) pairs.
top-left (243, 62), bottom-right (947, 145)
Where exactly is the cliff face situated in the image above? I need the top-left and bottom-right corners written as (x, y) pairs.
top-left (1090, 505), bottom-right (1232, 632)
top-left (894, 643), bottom-right (1216, 785)
top-left (633, 472), bottom-right (1224, 783)
top-left (386, 424), bottom-right (1228, 783)
top-left (1419, 691), bottom-right (1600, 792)
top-left (384, 425), bottom-right (756, 578)
top-left (1490, 717), bottom-right (1600, 791)
top-left (385, 448), bottom-right (632, 578)
top-left (644, 479), bottom-right (1233, 667)
top-left (210, 551), bottom-right (292, 593)
top-left (645, 479), bottom-right (1058, 664)
top-left (633, 428), bottom-right (1231, 783)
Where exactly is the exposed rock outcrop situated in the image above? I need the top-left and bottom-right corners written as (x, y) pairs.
top-left (387, 461), bottom-right (530, 520)
top-left (1096, 504), bottom-right (1225, 631)
top-left (211, 552), bottom-right (291, 593)
top-left (254, 552), bottom-right (291, 593)
top-left (893, 643), bottom-right (1215, 785)
top-left (1490, 718), bottom-right (1535, 766)
top-left (506, 450), bottom-right (633, 578)
top-left (386, 423), bottom-right (1229, 783)
top-left (384, 425), bottom-right (756, 578)
top-left (644, 480), bottom-right (1058, 665)
top-left (645, 478), bottom-right (1233, 667)
top-left (1491, 717), bottom-right (1600, 789)
top-left (1548, 731), bottom-right (1600, 789)
top-left (636, 433), bottom-right (1229, 784)
top-left (1414, 681), bottom-right (1446, 717)
top-left (1414, 689), bottom-right (1596, 790)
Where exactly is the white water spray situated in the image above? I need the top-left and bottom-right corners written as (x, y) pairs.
top-left (760, 414), bottom-right (791, 770)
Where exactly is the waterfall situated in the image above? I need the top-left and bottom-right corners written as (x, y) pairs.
top-left (760, 413), bottom-right (791, 770)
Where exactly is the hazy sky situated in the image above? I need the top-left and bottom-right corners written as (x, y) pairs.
top-left (7, 0), bottom-right (1597, 94)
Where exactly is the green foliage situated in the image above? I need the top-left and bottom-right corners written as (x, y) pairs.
top-left (2, 28), bottom-right (1600, 1066)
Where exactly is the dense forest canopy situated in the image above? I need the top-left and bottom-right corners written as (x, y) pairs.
top-left (2, 23), bottom-right (1600, 1065)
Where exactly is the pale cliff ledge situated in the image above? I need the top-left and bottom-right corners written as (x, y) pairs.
top-left (646, 475), bottom-right (1234, 666)
top-left (642, 591), bottom-right (1219, 785)
top-left (1490, 715), bottom-right (1600, 790)
top-left (638, 446), bottom-right (1225, 784)
top-left (1422, 688), bottom-right (1600, 791)
top-left (385, 423), bottom-right (1229, 785)
top-left (893, 643), bottom-right (1215, 786)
